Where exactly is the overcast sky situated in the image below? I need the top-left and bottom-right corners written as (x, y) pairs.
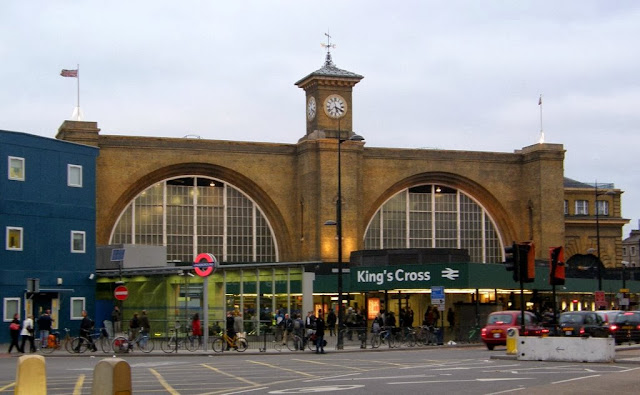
top-left (2, 1), bottom-right (639, 238)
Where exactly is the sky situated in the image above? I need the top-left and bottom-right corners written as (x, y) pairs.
top-left (2, 1), bottom-right (639, 236)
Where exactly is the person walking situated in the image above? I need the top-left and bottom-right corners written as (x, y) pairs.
top-left (281, 313), bottom-right (293, 346)
top-left (315, 310), bottom-right (326, 354)
top-left (226, 312), bottom-right (236, 350)
top-left (326, 309), bottom-right (336, 337)
top-left (129, 312), bottom-right (140, 342)
top-left (139, 310), bottom-right (151, 336)
top-left (19, 314), bottom-right (36, 353)
top-left (8, 313), bottom-right (21, 353)
top-left (192, 313), bottom-right (202, 344)
top-left (37, 309), bottom-right (53, 349)
top-left (111, 305), bottom-right (122, 335)
top-left (75, 310), bottom-right (97, 352)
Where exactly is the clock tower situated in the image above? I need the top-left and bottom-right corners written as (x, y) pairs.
top-left (295, 38), bottom-right (363, 141)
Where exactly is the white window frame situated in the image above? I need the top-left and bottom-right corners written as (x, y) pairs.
top-left (67, 164), bottom-right (83, 187)
top-left (8, 156), bottom-right (25, 181)
top-left (70, 297), bottom-right (85, 320)
top-left (563, 200), bottom-right (568, 215)
top-left (6, 226), bottom-right (23, 251)
top-left (3, 298), bottom-right (20, 321)
top-left (575, 200), bottom-right (588, 215)
top-left (71, 231), bottom-right (86, 253)
top-left (596, 200), bottom-right (609, 216)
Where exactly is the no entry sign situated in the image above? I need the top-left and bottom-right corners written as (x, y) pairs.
top-left (114, 285), bottom-right (129, 301)
top-left (194, 253), bottom-right (218, 277)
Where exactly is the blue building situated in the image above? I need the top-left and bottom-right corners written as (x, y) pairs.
top-left (1, 129), bottom-right (98, 343)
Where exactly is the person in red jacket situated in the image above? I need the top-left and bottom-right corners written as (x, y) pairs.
top-left (192, 313), bottom-right (202, 345)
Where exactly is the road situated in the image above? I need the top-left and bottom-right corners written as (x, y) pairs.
top-left (1, 346), bottom-right (639, 394)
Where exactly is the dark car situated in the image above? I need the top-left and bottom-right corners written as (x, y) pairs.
top-left (610, 311), bottom-right (640, 344)
top-left (596, 310), bottom-right (623, 335)
top-left (558, 311), bottom-right (609, 337)
top-left (481, 311), bottom-right (548, 350)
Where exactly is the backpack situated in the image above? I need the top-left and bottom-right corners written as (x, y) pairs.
top-left (294, 319), bottom-right (301, 330)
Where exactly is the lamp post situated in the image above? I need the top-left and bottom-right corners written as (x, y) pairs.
top-left (326, 119), bottom-right (364, 350)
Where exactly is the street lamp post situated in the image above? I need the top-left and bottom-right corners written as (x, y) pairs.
top-left (330, 120), bottom-right (364, 350)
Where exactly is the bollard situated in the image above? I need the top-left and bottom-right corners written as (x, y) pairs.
top-left (92, 358), bottom-right (132, 395)
top-left (506, 327), bottom-right (519, 355)
top-left (15, 354), bottom-right (47, 395)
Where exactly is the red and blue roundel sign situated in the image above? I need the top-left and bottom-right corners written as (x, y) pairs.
top-left (193, 253), bottom-right (218, 277)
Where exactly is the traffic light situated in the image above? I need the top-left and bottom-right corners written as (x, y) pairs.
top-left (549, 246), bottom-right (565, 285)
top-left (504, 243), bottom-right (520, 282)
top-left (519, 242), bottom-right (535, 283)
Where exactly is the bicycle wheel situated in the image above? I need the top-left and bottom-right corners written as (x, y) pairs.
top-left (40, 340), bottom-right (57, 354)
top-left (235, 338), bottom-right (248, 352)
top-left (161, 337), bottom-right (177, 353)
top-left (71, 337), bottom-right (89, 353)
top-left (286, 336), bottom-right (300, 351)
top-left (386, 333), bottom-right (395, 348)
top-left (99, 336), bottom-right (111, 353)
top-left (112, 336), bottom-right (130, 354)
top-left (185, 335), bottom-right (198, 352)
top-left (406, 333), bottom-right (416, 347)
top-left (371, 334), bottom-right (381, 349)
top-left (64, 338), bottom-right (74, 353)
top-left (273, 341), bottom-right (283, 352)
top-left (211, 337), bottom-right (224, 353)
top-left (138, 336), bottom-right (155, 353)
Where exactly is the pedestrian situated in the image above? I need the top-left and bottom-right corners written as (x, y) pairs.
top-left (37, 309), bottom-right (53, 349)
top-left (234, 312), bottom-right (244, 337)
top-left (129, 312), bottom-right (140, 341)
top-left (226, 312), bottom-right (236, 350)
top-left (8, 313), bottom-right (21, 353)
top-left (111, 305), bottom-right (122, 335)
top-left (315, 310), bottom-right (326, 354)
top-left (304, 311), bottom-right (316, 347)
top-left (275, 309), bottom-right (285, 342)
top-left (75, 310), bottom-right (97, 352)
top-left (355, 309), bottom-right (367, 348)
top-left (447, 307), bottom-right (455, 329)
top-left (19, 314), bottom-right (36, 353)
top-left (326, 309), bottom-right (336, 336)
top-left (192, 313), bottom-right (202, 342)
top-left (281, 313), bottom-right (293, 346)
top-left (139, 310), bottom-right (151, 336)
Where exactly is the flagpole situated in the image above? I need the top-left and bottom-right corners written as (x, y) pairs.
top-left (77, 64), bottom-right (80, 111)
top-left (538, 94), bottom-right (544, 143)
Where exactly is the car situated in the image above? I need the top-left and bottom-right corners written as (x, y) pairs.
top-left (558, 311), bottom-right (609, 337)
top-left (596, 310), bottom-right (623, 335)
top-left (481, 310), bottom-right (548, 350)
top-left (610, 311), bottom-right (640, 344)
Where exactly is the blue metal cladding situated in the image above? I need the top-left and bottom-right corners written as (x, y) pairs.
top-left (0, 130), bottom-right (99, 342)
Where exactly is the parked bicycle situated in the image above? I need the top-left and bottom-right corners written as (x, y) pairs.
top-left (211, 333), bottom-right (248, 352)
top-left (394, 327), bottom-right (417, 347)
top-left (371, 327), bottom-right (395, 349)
top-left (415, 325), bottom-right (438, 346)
top-left (112, 328), bottom-right (155, 354)
top-left (161, 328), bottom-right (199, 353)
top-left (40, 328), bottom-right (73, 354)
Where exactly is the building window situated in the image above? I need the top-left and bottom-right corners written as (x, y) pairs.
top-left (364, 184), bottom-right (503, 263)
top-left (71, 231), bottom-right (86, 253)
top-left (8, 156), bottom-right (25, 181)
top-left (6, 227), bottom-right (23, 251)
top-left (623, 247), bottom-right (627, 257)
top-left (575, 200), bottom-right (588, 215)
top-left (596, 200), bottom-right (609, 216)
top-left (564, 200), bottom-right (568, 215)
top-left (68, 164), bottom-right (83, 187)
top-left (110, 176), bottom-right (278, 263)
top-left (632, 246), bottom-right (637, 257)
top-left (3, 298), bottom-right (20, 321)
top-left (70, 297), bottom-right (85, 320)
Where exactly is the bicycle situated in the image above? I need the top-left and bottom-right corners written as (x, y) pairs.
top-left (211, 333), bottom-right (248, 352)
top-left (394, 327), bottom-right (417, 347)
top-left (40, 328), bottom-right (73, 354)
top-left (371, 327), bottom-right (395, 349)
top-left (415, 325), bottom-right (438, 346)
top-left (112, 329), bottom-right (155, 354)
top-left (467, 325), bottom-right (482, 343)
top-left (161, 328), bottom-right (199, 353)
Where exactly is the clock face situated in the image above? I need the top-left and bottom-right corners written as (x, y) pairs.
top-left (324, 94), bottom-right (347, 119)
top-left (307, 96), bottom-right (316, 121)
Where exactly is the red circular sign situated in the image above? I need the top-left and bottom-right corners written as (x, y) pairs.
top-left (114, 285), bottom-right (129, 301)
top-left (194, 253), bottom-right (217, 277)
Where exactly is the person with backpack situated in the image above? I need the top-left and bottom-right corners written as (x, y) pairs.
top-left (20, 314), bottom-right (36, 353)
top-left (37, 309), bottom-right (53, 349)
top-left (294, 314), bottom-right (305, 350)
top-left (281, 313), bottom-right (293, 346)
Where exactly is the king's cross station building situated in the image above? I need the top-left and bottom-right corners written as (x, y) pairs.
top-left (2, 48), bottom-right (637, 342)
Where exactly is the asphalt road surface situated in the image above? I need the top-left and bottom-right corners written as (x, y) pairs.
top-left (1, 346), bottom-right (638, 394)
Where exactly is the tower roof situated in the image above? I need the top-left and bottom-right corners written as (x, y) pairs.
top-left (295, 51), bottom-right (363, 89)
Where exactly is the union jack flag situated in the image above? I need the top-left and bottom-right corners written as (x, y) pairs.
top-left (60, 69), bottom-right (78, 78)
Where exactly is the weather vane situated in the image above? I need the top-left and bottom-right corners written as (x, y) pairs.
top-left (321, 31), bottom-right (336, 66)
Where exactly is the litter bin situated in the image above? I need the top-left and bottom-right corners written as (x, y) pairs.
top-left (435, 326), bottom-right (444, 345)
top-left (506, 327), bottom-right (519, 355)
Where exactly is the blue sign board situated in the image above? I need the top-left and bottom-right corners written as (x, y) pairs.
top-left (431, 285), bottom-right (445, 300)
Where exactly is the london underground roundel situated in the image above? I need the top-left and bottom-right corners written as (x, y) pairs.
top-left (193, 253), bottom-right (218, 277)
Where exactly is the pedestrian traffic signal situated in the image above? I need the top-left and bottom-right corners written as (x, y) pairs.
top-left (504, 243), bottom-right (520, 282)
top-left (519, 242), bottom-right (535, 283)
top-left (549, 246), bottom-right (565, 285)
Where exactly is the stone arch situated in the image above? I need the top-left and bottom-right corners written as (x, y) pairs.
top-left (105, 162), bottom-right (292, 259)
top-left (363, 171), bottom-right (517, 248)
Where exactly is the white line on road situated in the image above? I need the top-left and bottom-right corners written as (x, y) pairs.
top-left (551, 374), bottom-right (601, 384)
top-left (389, 378), bottom-right (533, 385)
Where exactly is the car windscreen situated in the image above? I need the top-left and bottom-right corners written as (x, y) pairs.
top-left (559, 314), bottom-right (584, 324)
top-left (487, 314), bottom-right (513, 324)
top-left (614, 312), bottom-right (640, 325)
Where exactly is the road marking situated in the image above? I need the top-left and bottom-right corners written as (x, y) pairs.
top-left (149, 368), bottom-right (180, 395)
top-left (304, 373), bottom-right (361, 382)
top-left (72, 374), bottom-right (85, 395)
top-left (324, 374), bottom-right (435, 381)
top-left (248, 360), bottom-right (314, 377)
top-left (485, 388), bottom-right (526, 395)
top-left (200, 364), bottom-right (260, 386)
top-left (221, 387), bottom-right (269, 395)
top-left (551, 374), bottom-right (600, 384)
top-left (0, 383), bottom-right (15, 391)
top-left (292, 359), bottom-right (368, 371)
top-left (389, 378), bottom-right (533, 385)
top-left (269, 384), bottom-right (364, 393)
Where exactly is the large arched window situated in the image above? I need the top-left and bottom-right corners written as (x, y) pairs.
top-left (110, 176), bottom-right (278, 263)
top-left (364, 184), bottom-right (503, 263)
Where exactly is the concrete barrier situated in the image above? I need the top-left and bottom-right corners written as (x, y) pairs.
top-left (92, 358), bottom-right (132, 395)
top-left (15, 354), bottom-right (47, 394)
top-left (518, 336), bottom-right (615, 362)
